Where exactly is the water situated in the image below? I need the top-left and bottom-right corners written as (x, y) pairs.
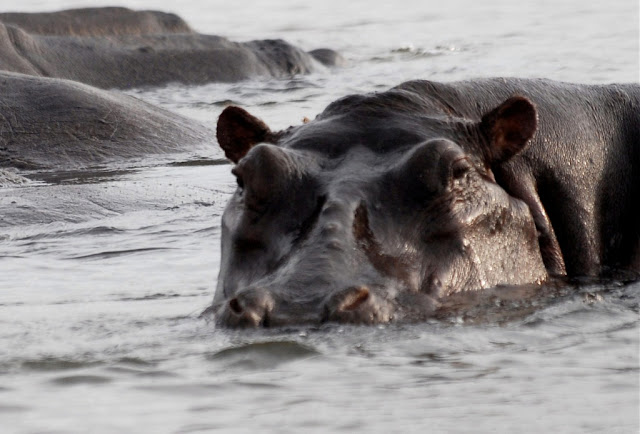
top-left (1, 0), bottom-right (639, 432)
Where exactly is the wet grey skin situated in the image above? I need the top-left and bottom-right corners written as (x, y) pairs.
top-left (0, 7), bottom-right (194, 36)
top-left (212, 78), bottom-right (640, 328)
top-left (0, 7), bottom-right (194, 37)
top-left (0, 71), bottom-right (212, 171)
top-left (0, 7), bottom-right (344, 89)
top-left (210, 85), bottom-right (567, 327)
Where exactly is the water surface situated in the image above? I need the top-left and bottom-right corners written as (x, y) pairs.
top-left (1, 0), bottom-right (638, 432)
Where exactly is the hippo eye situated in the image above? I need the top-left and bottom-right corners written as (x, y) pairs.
top-left (451, 157), bottom-right (472, 180)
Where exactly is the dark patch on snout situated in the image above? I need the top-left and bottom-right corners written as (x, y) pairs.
top-left (352, 202), bottom-right (413, 284)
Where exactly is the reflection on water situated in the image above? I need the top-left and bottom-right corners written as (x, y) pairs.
top-left (1, 0), bottom-right (639, 432)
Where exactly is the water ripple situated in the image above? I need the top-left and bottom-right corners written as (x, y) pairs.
top-left (50, 375), bottom-right (112, 386)
top-left (67, 247), bottom-right (175, 260)
top-left (206, 341), bottom-right (320, 370)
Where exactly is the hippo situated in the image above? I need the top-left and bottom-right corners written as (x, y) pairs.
top-left (0, 7), bottom-right (193, 37)
top-left (210, 77), bottom-right (639, 327)
top-left (0, 72), bottom-right (212, 171)
top-left (0, 8), bottom-right (343, 89)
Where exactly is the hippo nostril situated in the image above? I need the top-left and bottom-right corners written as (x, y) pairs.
top-left (338, 286), bottom-right (370, 311)
top-left (323, 285), bottom-right (392, 325)
top-left (221, 288), bottom-right (275, 328)
top-left (228, 297), bottom-right (243, 315)
top-left (260, 311), bottom-right (271, 328)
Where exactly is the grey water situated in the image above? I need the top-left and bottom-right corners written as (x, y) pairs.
top-left (1, 0), bottom-right (638, 432)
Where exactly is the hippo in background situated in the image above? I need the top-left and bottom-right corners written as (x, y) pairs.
top-left (0, 71), bottom-right (213, 171)
top-left (0, 8), bottom-right (344, 89)
top-left (210, 77), bottom-right (639, 327)
top-left (0, 7), bottom-right (193, 36)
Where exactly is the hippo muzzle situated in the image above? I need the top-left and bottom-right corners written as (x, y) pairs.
top-left (214, 284), bottom-right (396, 328)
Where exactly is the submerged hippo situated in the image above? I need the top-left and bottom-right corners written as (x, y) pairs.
top-left (0, 72), bottom-right (212, 171)
top-left (0, 7), bottom-right (193, 36)
top-left (0, 8), bottom-right (342, 89)
top-left (210, 78), bottom-right (639, 327)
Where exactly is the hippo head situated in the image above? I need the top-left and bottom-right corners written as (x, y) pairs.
top-left (211, 93), bottom-right (547, 327)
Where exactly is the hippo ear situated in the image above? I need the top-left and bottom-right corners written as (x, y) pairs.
top-left (479, 96), bottom-right (537, 164)
top-left (216, 106), bottom-right (278, 163)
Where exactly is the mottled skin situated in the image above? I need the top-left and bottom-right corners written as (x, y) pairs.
top-left (0, 8), bottom-right (343, 89)
top-left (208, 80), bottom-right (589, 327)
top-left (0, 72), bottom-right (212, 170)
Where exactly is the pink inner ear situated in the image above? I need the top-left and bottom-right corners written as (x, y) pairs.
top-left (216, 106), bottom-right (272, 163)
top-left (480, 96), bottom-right (538, 164)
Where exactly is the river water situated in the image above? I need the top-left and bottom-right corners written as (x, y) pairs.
top-left (1, 0), bottom-right (638, 433)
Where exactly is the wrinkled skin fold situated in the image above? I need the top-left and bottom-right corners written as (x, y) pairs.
top-left (211, 78), bottom-right (639, 328)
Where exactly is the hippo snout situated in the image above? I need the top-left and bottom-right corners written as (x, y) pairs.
top-left (215, 285), bottom-right (395, 328)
